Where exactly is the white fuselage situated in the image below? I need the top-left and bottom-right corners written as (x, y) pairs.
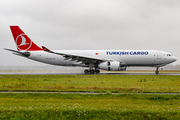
top-left (25, 50), bottom-right (177, 68)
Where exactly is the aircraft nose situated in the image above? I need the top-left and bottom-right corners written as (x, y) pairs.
top-left (172, 56), bottom-right (177, 62)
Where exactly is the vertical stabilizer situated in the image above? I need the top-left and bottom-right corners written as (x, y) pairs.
top-left (10, 26), bottom-right (43, 51)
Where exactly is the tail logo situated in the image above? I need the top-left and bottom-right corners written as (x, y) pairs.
top-left (16, 34), bottom-right (32, 51)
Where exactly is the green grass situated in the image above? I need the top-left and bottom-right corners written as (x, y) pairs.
top-left (0, 93), bottom-right (180, 119)
top-left (1, 74), bottom-right (180, 119)
top-left (0, 74), bottom-right (180, 93)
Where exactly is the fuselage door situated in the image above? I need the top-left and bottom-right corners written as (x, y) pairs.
top-left (157, 52), bottom-right (162, 59)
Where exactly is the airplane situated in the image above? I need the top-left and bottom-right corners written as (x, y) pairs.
top-left (4, 26), bottom-right (177, 74)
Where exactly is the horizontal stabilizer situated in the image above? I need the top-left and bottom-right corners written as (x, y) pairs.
top-left (4, 48), bottom-right (22, 54)
top-left (4, 48), bottom-right (30, 57)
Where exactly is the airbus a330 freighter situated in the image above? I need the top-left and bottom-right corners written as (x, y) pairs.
top-left (4, 26), bottom-right (177, 74)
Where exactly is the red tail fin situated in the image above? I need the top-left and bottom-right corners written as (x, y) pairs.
top-left (10, 26), bottom-right (43, 51)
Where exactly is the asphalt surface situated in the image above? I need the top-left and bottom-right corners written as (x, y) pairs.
top-left (0, 72), bottom-right (180, 75)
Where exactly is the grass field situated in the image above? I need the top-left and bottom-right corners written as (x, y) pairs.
top-left (0, 74), bottom-right (180, 93)
top-left (1, 74), bottom-right (180, 119)
top-left (0, 93), bottom-right (180, 119)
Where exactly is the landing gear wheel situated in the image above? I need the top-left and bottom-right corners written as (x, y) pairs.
top-left (155, 67), bottom-right (159, 74)
top-left (155, 70), bottom-right (159, 74)
top-left (84, 69), bottom-right (89, 74)
top-left (95, 69), bottom-right (100, 74)
top-left (90, 70), bottom-right (95, 74)
top-left (108, 67), bottom-right (110, 71)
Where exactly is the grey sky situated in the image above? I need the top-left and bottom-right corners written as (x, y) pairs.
top-left (0, 0), bottom-right (180, 66)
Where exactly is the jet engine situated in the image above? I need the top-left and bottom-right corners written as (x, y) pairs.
top-left (98, 61), bottom-right (127, 71)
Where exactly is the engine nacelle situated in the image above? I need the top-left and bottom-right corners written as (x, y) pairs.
top-left (98, 61), bottom-right (127, 71)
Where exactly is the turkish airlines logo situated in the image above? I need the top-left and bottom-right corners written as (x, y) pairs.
top-left (16, 34), bottom-right (32, 51)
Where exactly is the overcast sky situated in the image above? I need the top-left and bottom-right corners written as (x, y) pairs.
top-left (1, 0), bottom-right (180, 66)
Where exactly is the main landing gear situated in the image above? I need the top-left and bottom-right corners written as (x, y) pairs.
top-left (155, 67), bottom-right (159, 75)
top-left (84, 69), bottom-right (100, 74)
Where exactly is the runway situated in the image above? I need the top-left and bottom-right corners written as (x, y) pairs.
top-left (0, 72), bottom-right (180, 75)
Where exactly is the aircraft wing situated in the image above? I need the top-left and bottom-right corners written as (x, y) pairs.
top-left (42, 46), bottom-right (105, 64)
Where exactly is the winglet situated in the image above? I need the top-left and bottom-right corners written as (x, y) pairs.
top-left (42, 46), bottom-right (51, 52)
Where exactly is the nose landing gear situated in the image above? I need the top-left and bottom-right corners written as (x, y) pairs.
top-left (155, 67), bottom-right (159, 74)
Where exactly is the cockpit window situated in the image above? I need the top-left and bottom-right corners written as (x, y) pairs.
top-left (167, 54), bottom-right (172, 56)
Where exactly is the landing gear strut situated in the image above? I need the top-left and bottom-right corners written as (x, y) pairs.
top-left (155, 67), bottom-right (159, 74)
top-left (84, 69), bottom-right (100, 74)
